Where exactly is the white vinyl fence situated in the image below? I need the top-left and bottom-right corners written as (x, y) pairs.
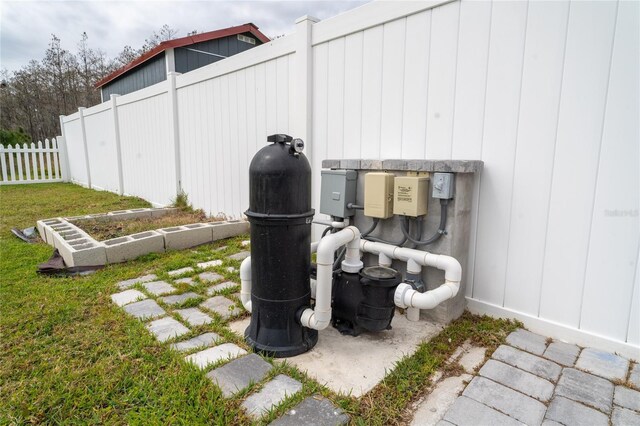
top-left (0, 139), bottom-right (66, 185)
top-left (59, 0), bottom-right (639, 357)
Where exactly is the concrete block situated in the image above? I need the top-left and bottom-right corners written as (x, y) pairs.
top-left (614, 386), bottom-right (640, 411)
top-left (612, 407), bottom-right (640, 426)
top-left (117, 274), bottom-right (158, 290)
top-left (543, 341), bottom-right (580, 366)
top-left (185, 343), bottom-right (247, 369)
top-left (207, 281), bottom-right (238, 295)
top-left (200, 296), bottom-right (241, 319)
top-left (107, 208), bottom-right (153, 220)
top-left (146, 317), bottom-right (190, 342)
top-left (492, 345), bottom-right (562, 382)
top-left (506, 329), bottom-right (548, 355)
top-left (174, 277), bottom-right (195, 286)
top-left (555, 368), bottom-right (613, 413)
top-left (199, 271), bottom-right (224, 282)
top-left (479, 359), bottom-right (554, 401)
top-left (462, 377), bottom-right (546, 425)
top-left (459, 346), bottom-right (487, 374)
top-left (175, 308), bottom-right (213, 326)
top-left (159, 292), bottom-right (200, 306)
top-left (271, 396), bottom-right (349, 426)
top-left (208, 220), bottom-right (250, 240)
top-left (168, 267), bottom-right (195, 276)
top-left (576, 347), bottom-right (629, 381)
top-left (242, 374), bottom-right (302, 419)
top-left (228, 251), bottom-right (250, 261)
top-left (159, 223), bottom-right (213, 251)
top-left (206, 353), bottom-right (273, 398)
top-left (443, 396), bottom-right (522, 426)
top-left (104, 231), bottom-right (164, 264)
top-left (142, 281), bottom-right (176, 296)
top-left (170, 332), bottom-right (220, 352)
top-left (630, 362), bottom-right (640, 389)
top-left (111, 289), bottom-right (147, 307)
top-left (150, 207), bottom-right (178, 217)
top-left (38, 218), bottom-right (64, 246)
top-left (55, 235), bottom-right (107, 267)
top-left (545, 396), bottom-right (608, 426)
top-left (123, 299), bottom-right (166, 320)
top-left (410, 374), bottom-right (472, 426)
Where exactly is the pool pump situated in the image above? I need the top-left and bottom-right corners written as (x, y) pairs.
top-left (242, 134), bottom-right (462, 358)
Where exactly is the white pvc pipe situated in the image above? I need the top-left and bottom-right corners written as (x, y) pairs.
top-left (313, 217), bottom-right (350, 228)
top-left (240, 256), bottom-right (252, 312)
top-left (360, 240), bottom-right (462, 311)
top-left (300, 226), bottom-right (362, 330)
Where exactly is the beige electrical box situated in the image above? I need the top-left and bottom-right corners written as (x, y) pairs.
top-left (364, 172), bottom-right (395, 218)
top-left (393, 175), bottom-right (429, 216)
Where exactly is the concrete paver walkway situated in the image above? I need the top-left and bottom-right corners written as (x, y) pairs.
top-left (432, 329), bottom-right (640, 426)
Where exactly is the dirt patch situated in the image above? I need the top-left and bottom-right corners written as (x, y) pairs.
top-left (74, 210), bottom-right (222, 240)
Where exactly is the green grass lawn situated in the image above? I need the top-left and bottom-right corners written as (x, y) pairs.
top-left (0, 183), bottom-right (518, 425)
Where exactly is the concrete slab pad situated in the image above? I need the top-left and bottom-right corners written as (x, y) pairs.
top-left (241, 240), bottom-right (250, 247)
top-left (170, 332), bottom-right (220, 352)
top-left (543, 341), bottom-right (580, 366)
top-left (478, 359), bottom-right (554, 401)
top-left (492, 345), bottom-right (562, 382)
top-left (175, 308), bottom-right (213, 326)
top-left (159, 292), bottom-right (200, 306)
top-left (443, 396), bottom-right (522, 426)
top-left (228, 251), bottom-right (250, 261)
top-left (168, 267), bottom-right (195, 276)
top-left (174, 277), bottom-right (195, 286)
top-left (576, 347), bottom-right (630, 381)
top-left (462, 376), bottom-right (546, 425)
top-left (199, 271), bottom-right (224, 283)
top-left (612, 407), bottom-right (640, 426)
top-left (117, 274), bottom-right (158, 290)
top-left (146, 317), bottom-right (190, 342)
top-left (229, 317), bottom-right (251, 337)
top-left (546, 396), bottom-right (608, 426)
top-left (555, 368), bottom-right (614, 413)
top-left (410, 374), bottom-right (472, 426)
top-left (286, 312), bottom-right (441, 397)
top-left (111, 289), bottom-right (146, 307)
top-left (506, 329), bottom-right (548, 355)
top-left (123, 299), bottom-right (166, 320)
top-left (206, 281), bottom-right (238, 295)
top-left (197, 259), bottom-right (222, 269)
top-left (226, 267), bottom-right (237, 273)
top-left (614, 385), bottom-right (640, 412)
top-left (200, 296), bottom-right (241, 319)
top-left (185, 343), bottom-right (247, 369)
top-left (142, 281), bottom-right (176, 296)
top-left (271, 396), bottom-right (349, 426)
top-left (242, 374), bottom-right (302, 419)
top-left (207, 353), bottom-right (273, 397)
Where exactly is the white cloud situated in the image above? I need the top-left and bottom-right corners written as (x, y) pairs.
top-left (0, 0), bottom-right (368, 72)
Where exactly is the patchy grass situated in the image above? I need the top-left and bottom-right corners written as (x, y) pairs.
top-left (75, 210), bottom-right (221, 241)
top-left (0, 182), bottom-right (519, 425)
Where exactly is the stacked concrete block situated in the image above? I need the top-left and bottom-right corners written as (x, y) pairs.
top-left (48, 221), bottom-right (107, 267)
top-left (103, 231), bottom-right (165, 263)
top-left (208, 220), bottom-right (250, 240)
top-left (159, 223), bottom-right (213, 250)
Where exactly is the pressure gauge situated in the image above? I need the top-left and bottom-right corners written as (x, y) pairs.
top-left (292, 138), bottom-right (305, 153)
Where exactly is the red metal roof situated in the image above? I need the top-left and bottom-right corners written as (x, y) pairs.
top-left (95, 23), bottom-right (270, 88)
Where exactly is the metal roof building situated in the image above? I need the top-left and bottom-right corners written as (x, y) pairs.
top-left (95, 23), bottom-right (270, 101)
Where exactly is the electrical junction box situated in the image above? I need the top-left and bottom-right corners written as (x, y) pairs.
top-left (320, 169), bottom-right (357, 218)
top-left (364, 172), bottom-right (395, 219)
top-left (432, 172), bottom-right (455, 199)
top-left (393, 175), bottom-right (429, 217)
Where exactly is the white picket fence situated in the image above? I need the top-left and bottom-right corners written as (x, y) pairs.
top-left (0, 138), bottom-right (67, 185)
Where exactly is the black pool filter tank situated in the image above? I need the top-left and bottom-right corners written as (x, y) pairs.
top-left (244, 134), bottom-right (318, 357)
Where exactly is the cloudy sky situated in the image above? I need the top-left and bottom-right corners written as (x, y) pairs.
top-left (0, 0), bottom-right (368, 72)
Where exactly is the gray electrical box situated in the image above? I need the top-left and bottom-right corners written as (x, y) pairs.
top-left (320, 169), bottom-right (358, 218)
top-left (432, 172), bottom-right (455, 199)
